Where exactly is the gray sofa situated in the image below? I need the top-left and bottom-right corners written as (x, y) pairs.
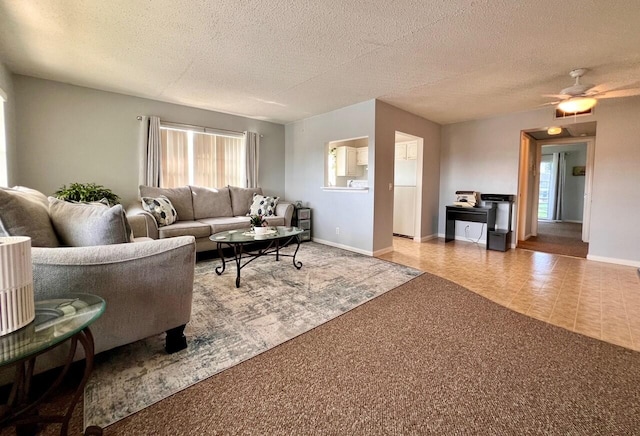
top-left (129, 185), bottom-right (294, 252)
top-left (0, 186), bottom-right (196, 376)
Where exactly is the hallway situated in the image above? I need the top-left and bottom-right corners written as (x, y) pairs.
top-left (517, 221), bottom-right (588, 258)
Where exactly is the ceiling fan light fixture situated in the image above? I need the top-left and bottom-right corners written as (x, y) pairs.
top-left (557, 97), bottom-right (597, 113)
top-left (547, 127), bottom-right (562, 135)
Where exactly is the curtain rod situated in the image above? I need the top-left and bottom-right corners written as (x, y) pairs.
top-left (136, 115), bottom-right (258, 137)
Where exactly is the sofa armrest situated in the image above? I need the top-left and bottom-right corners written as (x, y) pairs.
top-left (127, 203), bottom-right (159, 239)
top-left (32, 236), bottom-right (196, 358)
top-left (276, 201), bottom-right (294, 227)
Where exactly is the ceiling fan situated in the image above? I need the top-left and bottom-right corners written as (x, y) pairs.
top-left (544, 68), bottom-right (640, 113)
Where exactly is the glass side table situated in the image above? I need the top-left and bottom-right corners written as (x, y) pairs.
top-left (0, 293), bottom-right (105, 436)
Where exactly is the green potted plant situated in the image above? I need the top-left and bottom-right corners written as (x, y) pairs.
top-left (249, 214), bottom-right (269, 234)
top-left (54, 183), bottom-right (121, 205)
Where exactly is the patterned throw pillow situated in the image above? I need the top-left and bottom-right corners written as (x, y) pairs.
top-left (249, 194), bottom-right (279, 217)
top-left (141, 195), bottom-right (178, 226)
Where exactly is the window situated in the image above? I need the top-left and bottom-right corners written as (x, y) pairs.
top-left (159, 124), bottom-right (245, 189)
top-left (0, 87), bottom-right (7, 187)
top-left (538, 154), bottom-right (556, 220)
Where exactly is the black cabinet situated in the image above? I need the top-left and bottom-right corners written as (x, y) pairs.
top-left (483, 195), bottom-right (515, 252)
top-left (293, 207), bottom-right (311, 242)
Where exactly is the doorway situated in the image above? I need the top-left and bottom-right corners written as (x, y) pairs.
top-left (516, 122), bottom-right (596, 257)
top-left (392, 131), bottom-right (423, 241)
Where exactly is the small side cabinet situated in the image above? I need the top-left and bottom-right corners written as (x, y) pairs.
top-left (294, 207), bottom-right (311, 242)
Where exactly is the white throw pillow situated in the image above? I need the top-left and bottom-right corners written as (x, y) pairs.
top-left (141, 195), bottom-right (178, 226)
top-left (249, 194), bottom-right (279, 217)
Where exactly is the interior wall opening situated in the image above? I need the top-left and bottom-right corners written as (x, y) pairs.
top-left (516, 121), bottom-right (596, 258)
top-left (392, 131), bottom-right (423, 242)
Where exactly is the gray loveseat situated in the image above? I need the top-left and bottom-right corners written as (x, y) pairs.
top-left (0, 186), bottom-right (196, 376)
top-left (128, 185), bottom-right (294, 252)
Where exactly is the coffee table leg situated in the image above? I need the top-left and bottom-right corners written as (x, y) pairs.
top-left (292, 235), bottom-right (303, 269)
top-left (234, 244), bottom-right (243, 288)
top-left (215, 243), bottom-right (226, 275)
top-left (63, 327), bottom-right (98, 436)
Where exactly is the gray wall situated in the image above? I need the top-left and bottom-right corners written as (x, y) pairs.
top-left (285, 100), bottom-right (376, 253)
top-left (542, 143), bottom-right (587, 222)
top-left (284, 100), bottom-right (440, 255)
top-left (374, 101), bottom-right (441, 252)
top-left (13, 76), bottom-right (285, 205)
top-left (441, 96), bottom-right (640, 265)
top-left (0, 61), bottom-right (16, 186)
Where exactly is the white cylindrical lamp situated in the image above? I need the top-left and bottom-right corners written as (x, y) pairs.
top-left (0, 236), bottom-right (35, 336)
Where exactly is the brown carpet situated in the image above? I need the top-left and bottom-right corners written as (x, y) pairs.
top-left (518, 221), bottom-right (588, 258)
top-left (17, 271), bottom-right (640, 435)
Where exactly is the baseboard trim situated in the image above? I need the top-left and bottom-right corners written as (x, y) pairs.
top-left (415, 234), bottom-right (437, 242)
top-left (437, 233), bottom-right (487, 245)
top-left (311, 238), bottom-right (373, 256)
top-left (562, 220), bottom-right (583, 224)
top-left (373, 246), bottom-right (394, 256)
top-left (586, 255), bottom-right (640, 268)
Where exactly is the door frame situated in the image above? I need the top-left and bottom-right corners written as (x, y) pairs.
top-left (519, 135), bottom-right (595, 244)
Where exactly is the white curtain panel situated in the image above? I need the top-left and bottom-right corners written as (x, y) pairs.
top-left (146, 116), bottom-right (162, 187)
top-left (160, 129), bottom-right (189, 188)
top-left (245, 131), bottom-right (259, 188)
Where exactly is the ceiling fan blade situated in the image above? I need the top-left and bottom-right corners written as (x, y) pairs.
top-left (596, 89), bottom-right (640, 99)
top-left (538, 101), bottom-right (561, 107)
top-left (542, 94), bottom-right (570, 99)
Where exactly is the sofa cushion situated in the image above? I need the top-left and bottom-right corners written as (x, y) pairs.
top-left (139, 185), bottom-right (194, 221)
top-left (198, 216), bottom-right (251, 235)
top-left (249, 194), bottom-right (279, 217)
top-left (48, 197), bottom-right (130, 246)
top-left (142, 196), bottom-right (178, 226)
top-left (0, 187), bottom-right (59, 247)
top-left (228, 186), bottom-right (263, 217)
top-left (158, 221), bottom-right (212, 239)
top-left (190, 186), bottom-right (234, 220)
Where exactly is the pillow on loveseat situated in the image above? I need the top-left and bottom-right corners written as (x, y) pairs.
top-left (0, 187), bottom-right (59, 247)
top-left (228, 186), bottom-right (263, 216)
top-left (249, 194), bottom-right (279, 217)
top-left (139, 185), bottom-right (194, 221)
top-left (48, 197), bottom-right (131, 246)
top-left (141, 195), bottom-right (178, 226)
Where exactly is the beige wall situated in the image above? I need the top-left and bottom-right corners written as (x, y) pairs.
top-left (374, 101), bottom-right (441, 253)
top-left (13, 76), bottom-right (286, 205)
top-left (441, 96), bottom-right (640, 266)
top-left (0, 61), bottom-right (16, 186)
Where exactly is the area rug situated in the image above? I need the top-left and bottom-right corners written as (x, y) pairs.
top-left (106, 268), bottom-right (640, 435)
top-left (83, 242), bottom-right (421, 429)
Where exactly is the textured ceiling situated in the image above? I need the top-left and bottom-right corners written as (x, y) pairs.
top-left (1, 1), bottom-right (640, 125)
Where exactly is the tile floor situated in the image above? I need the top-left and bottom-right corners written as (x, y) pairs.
top-left (378, 236), bottom-right (640, 351)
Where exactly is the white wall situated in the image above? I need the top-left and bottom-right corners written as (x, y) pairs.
top-left (13, 76), bottom-right (285, 205)
top-left (285, 100), bottom-right (376, 254)
top-left (441, 96), bottom-right (640, 266)
top-left (0, 61), bottom-right (16, 186)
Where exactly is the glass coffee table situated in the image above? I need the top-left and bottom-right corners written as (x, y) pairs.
top-left (211, 226), bottom-right (304, 288)
top-left (0, 293), bottom-right (105, 436)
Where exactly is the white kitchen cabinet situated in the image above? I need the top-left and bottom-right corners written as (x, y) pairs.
top-left (395, 143), bottom-right (407, 160)
top-left (406, 142), bottom-right (417, 160)
top-left (336, 146), bottom-right (358, 176)
top-left (356, 147), bottom-right (368, 165)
